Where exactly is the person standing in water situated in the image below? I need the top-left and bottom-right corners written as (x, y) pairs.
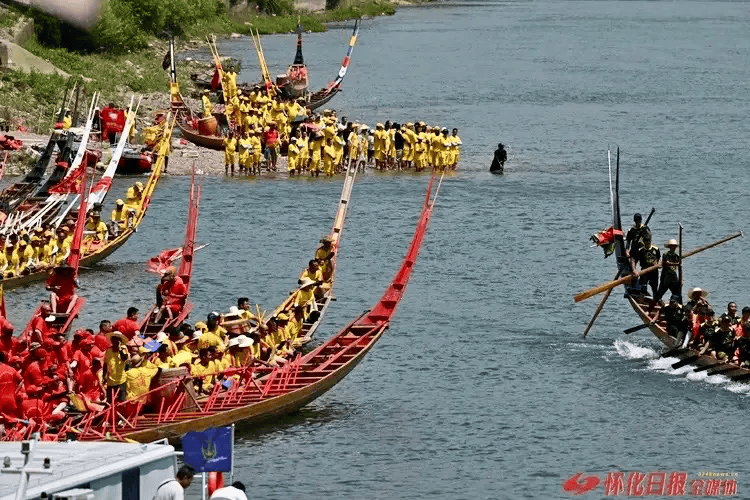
top-left (490, 143), bottom-right (507, 173)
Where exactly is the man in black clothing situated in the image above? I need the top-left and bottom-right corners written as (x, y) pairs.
top-left (662, 294), bottom-right (689, 345)
top-left (490, 143), bottom-right (507, 173)
top-left (625, 213), bottom-right (651, 274)
top-left (638, 233), bottom-right (660, 296)
top-left (654, 239), bottom-right (681, 301)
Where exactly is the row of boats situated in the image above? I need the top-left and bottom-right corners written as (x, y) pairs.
top-left (0, 98), bottom-right (443, 441)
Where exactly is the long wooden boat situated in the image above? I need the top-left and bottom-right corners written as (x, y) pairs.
top-left (0, 114), bottom-right (173, 289)
top-left (0, 82), bottom-right (76, 217)
top-left (19, 167), bottom-right (92, 341)
top-left (2, 94), bottom-right (104, 231)
top-left (269, 160), bottom-right (358, 345)
top-left (62, 173), bottom-right (442, 443)
top-left (140, 170), bottom-right (201, 335)
top-left (604, 151), bottom-right (750, 383)
top-left (175, 116), bottom-right (225, 151)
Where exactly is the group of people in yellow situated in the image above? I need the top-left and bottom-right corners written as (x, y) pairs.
top-left (84, 235), bottom-right (336, 405)
top-left (0, 182), bottom-right (144, 280)
top-left (211, 88), bottom-right (463, 177)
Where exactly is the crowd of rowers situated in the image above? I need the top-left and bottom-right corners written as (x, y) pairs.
top-left (0, 236), bottom-right (336, 431)
top-left (0, 182), bottom-right (145, 280)
top-left (623, 213), bottom-right (750, 367)
top-left (208, 82), bottom-right (462, 176)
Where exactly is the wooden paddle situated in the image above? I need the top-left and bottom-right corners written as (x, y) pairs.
top-left (623, 322), bottom-right (653, 334)
top-left (671, 354), bottom-right (699, 369)
top-left (582, 271), bottom-right (620, 337)
top-left (660, 348), bottom-right (690, 358)
top-left (575, 231), bottom-right (743, 302)
top-left (693, 360), bottom-right (725, 372)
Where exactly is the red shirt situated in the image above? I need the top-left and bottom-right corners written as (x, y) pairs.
top-left (159, 277), bottom-right (187, 309)
top-left (28, 315), bottom-right (48, 343)
top-left (112, 317), bottom-right (140, 340)
top-left (93, 333), bottom-right (111, 351)
top-left (72, 350), bottom-right (93, 377)
top-left (23, 361), bottom-right (44, 393)
top-left (0, 335), bottom-right (17, 356)
top-left (0, 363), bottom-right (22, 418)
top-left (263, 128), bottom-right (279, 146)
top-left (76, 369), bottom-right (102, 402)
top-left (46, 274), bottom-right (76, 301)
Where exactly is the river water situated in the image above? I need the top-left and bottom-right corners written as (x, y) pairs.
top-left (7, 0), bottom-right (750, 497)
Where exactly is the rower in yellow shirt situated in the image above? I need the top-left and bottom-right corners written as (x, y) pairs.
top-left (237, 131), bottom-right (253, 176)
top-left (323, 137), bottom-right (336, 177)
top-left (223, 131), bottom-right (237, 176)
top-left (373, 123), bottom-right (387, 169)
top-left (191, 348), bottom-right (217, 394)
top-left (450, 128), bottom-right (462, 169)
top-left (111, 199), bottom-right (125, 223)
top-left (309, 132), bottom-right (324, 177)
top-left (125, 355), bottom-right (160, 401)
top-left (287, 137), bottom-right (300, 176)
top-left (84, 211), bottom-right (109, 242)
top-left (297, 130), bottom-right (309, 173)
top-left (201, 90), bottom-right (212, 118)
top-left (15, 240), bottom-right (34, 274)
top-left (249, 129), bottom-right (262, 175)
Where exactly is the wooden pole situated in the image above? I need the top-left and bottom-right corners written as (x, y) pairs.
top-left (575, 231), bottom-right (743, 302)
top-left (582, 271), bottom-right (620, 337)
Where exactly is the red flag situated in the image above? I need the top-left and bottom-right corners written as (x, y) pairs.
top-left (210, 68), bottom-right (221, 90)
top-left (48, 163), bottom-right (86, 194)
top-left (146, 247), bottom-right (183, 274)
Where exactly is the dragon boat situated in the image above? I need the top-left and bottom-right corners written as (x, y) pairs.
top-left (139, 170), bottom-right (201, 335)
top-left (579, 150), bottom-right (748, 382)
top-left (37, 173), bottom-right (442, 443)
top-left (0, 113), bottom-right (173, 290)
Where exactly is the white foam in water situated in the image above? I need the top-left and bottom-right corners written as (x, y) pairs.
top-left (613, 340), bottom-right (750, 395)
top-left (613, 339), bottom-right (657, 360)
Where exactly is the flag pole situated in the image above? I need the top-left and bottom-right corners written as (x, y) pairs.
top-left (230, 424), bottom-right (235, 484)
top-left (202, 472), bottom-right (206, 500)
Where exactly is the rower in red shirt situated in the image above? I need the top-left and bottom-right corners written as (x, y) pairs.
top-left (94, 320), bottom-right (113, 352)
top-left (0, 353), bottom-right (22, 419)
top-left (23, 346), bottom-right (47, 394)
top-left (156, 266), bottom-right (187, 323)
top-left (46, 264), bottom-right (79, 314)
top-left (25, 302), bottom-right (54, 344)
top-left (74, 357), bottom-right (104, 403)
top-left (112, 307), bottom-right (141, 340)
top-left (0, 318), bottom-right (16, 356)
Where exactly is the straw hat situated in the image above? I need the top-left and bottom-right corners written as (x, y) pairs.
top-left (665, 239), bottom-right (678, 248)
top-left (299, 278), bottom-right (317, 288)
top-left (227, 337), bottom-right (240, 348)
top-left (155, 332), bottom-right (168, 343)
top-left (237, 335), bottom-right (254, 348)
top-left (688, 287), bottom-right (708, 298)
top-left (107, 331), bottom-right (128, 343)
top-left (192, 331), bottom-right (203, 341)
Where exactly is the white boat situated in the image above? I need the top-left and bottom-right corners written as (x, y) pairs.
top-left (0, 436), bottom-right (178, 500)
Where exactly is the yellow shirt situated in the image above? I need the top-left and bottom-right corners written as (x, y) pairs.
top-left (125, 365), bottom-right (159, 401)
top-left (104, 348), bottom-right (128, 386)
top-left (170, 350), bottom-right (194, 368)
top-left (294, 288), bottom-right (315, 308)
top-left (192, 360), bottom-right (216, 386)
top-left (223, 137), bottom-right (237, 154)
top-left (197, 331), bottom-right (224, 351)
top-left (300, 268), bottom-right (322, 283)
top-left (238, 137), bottom-right (253, 160)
